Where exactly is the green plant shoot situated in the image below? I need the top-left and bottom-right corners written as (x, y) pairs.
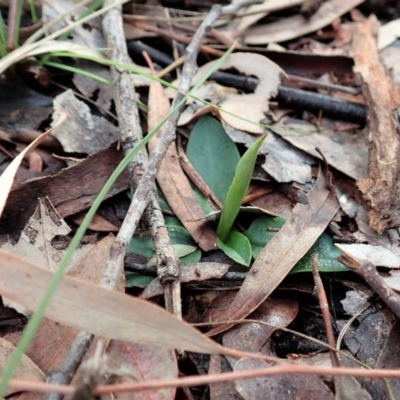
top-left (217, 135), bottom-right (266, 243)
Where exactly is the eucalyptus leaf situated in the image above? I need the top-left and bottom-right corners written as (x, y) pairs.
top-left (186, 116), bottom-right (240, 203)
top-left (217, 135), bottom-right (266, 242)
top-left (217, 231), bottom-right (252, 267)
top-left (244, 216), bottom-right (349, 273)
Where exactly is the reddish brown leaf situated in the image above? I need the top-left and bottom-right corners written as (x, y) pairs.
top-left (0, 113), bottom-right (66, 219)
top-left (0, 143), bottom-right (130, 235)
top-left (107, 340), bottom-right (177, 400)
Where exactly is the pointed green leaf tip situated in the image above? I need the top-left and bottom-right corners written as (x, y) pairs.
top-left (217, 135), bottom-right (266, 243)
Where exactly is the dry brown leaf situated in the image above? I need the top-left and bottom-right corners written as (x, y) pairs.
top-left (106, 340), bottom-right (177, 400)
top-left (148, 72), bottom-right (217, 251)
top-left (223, 297), bottom-right (298, 368)
top-left (207, 171), bottom-right (340, 336)
top-left (192, 53), bottom-right (284, 133)
top-left (3, 197), bottom-right (71, 273)
top-left (0, 250), bottom-right (223, 354)
top-left (235, 358), bottom-right (334, 400)
top-left (0, 113), bottom-right (66, 218)
top-left (228, 0), bottom-right (305, 35)
top-left (52, 90), bottom-right (119, 153)
top-left (244, 0), bottom-right (364, 45)
top-left (166, 53), bottom-right (284, 134)
top-left (0, 337), bottom-right (45, 397)
top-left (71, 211), bottom-right (120, 232)
top-left (0, 143), bottom-right (130, 235)
top-left (271, 119), bottom-right (368, 180)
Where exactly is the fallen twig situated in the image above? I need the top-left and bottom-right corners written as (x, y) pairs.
top-left (338, 253), bottom-right (400, 320)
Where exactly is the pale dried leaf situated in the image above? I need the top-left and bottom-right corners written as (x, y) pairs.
top-left (3, 197), bottom-right (70, 272)
top-left (383, 270), bottom-right (400, 292)
top-left (244, 0), bottom-right (364, 45)
top-left (223, 122), bottom-right (313, 184)
top-left (169, 53), bottom-right (285, 134)
top-left (73, 60), bottom-right (114, 111)
top-left (0, 250), bottom-right (223, 354)
top-left (336, 244), bottom-right (400, 268)
top-left (52, 90), bottom-right (119, 153)
top-left (2, 197), bottom-right (94, 315)
top-left (378, 18), bottom-right (400, 50)
top-left (232, 0), bottom-right (305, 34)
top-left (0, 41), bottom-right (102, 75)
top-left (43, 0), bottom-right (106, 49)
top-left (271, 119), bottom-right (368, 180)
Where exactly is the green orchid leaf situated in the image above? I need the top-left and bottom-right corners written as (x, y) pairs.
top-left (217, 135), bottom-right (266, 242)
top-left (147, 244), bottom-right (198, 267)
top-left (244, 215), bottom-right (286, 258)
top-left (127, 224), bottom-right (199, 265)
top-left (186, 116), bottom-right (240, 203)
top-left (217, 231), bottom-right (252, 267)
top-left (244, 215), bottom-right (349, 273)
top-left (291, 234), bottom-right (348, 273)
top-left (125, 273), bottom-right (155, 288)
top-left (180, 249), bottom-right (202, 265)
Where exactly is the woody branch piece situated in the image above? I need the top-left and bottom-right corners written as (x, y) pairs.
top-left (338, 253), bottom-right (400, 320)
top-left (350, 16), bottom-right (400, 233)
top-left (101, 0), bottom-right (181, 320)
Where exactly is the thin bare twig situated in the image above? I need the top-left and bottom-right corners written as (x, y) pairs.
top-left (311, 254), bottom-right (338, 367)
top-left (9, 363), bottom-right (400, 396)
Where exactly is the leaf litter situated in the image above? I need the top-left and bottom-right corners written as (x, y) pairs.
top-left (2, 1), bottom-right (400, 399)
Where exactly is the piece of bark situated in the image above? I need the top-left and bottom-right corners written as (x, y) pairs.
top-left (0, 143), bottom-right (129, 235)
top-left (350, 16), bottom-right (400, 233)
